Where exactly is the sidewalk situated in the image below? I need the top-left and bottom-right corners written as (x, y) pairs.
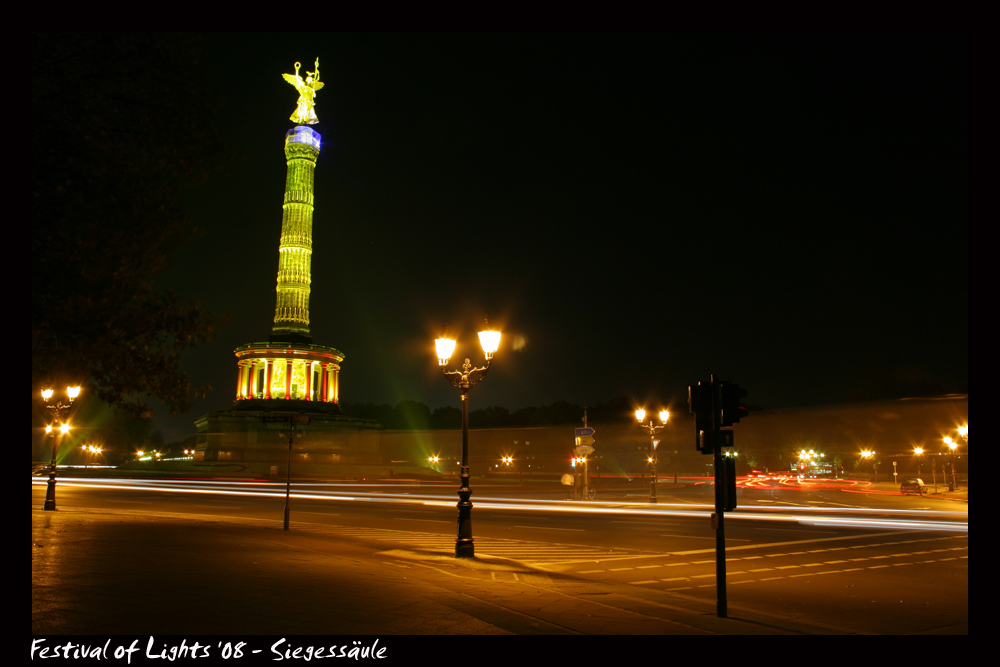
top-left (860, 480), bottom-right (969, 501)
top-left (32, 507), bottom-right (857, 637)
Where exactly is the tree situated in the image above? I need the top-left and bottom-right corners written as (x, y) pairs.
top-left (32, 33), bottom-right (228, 417)
top-left (431, 406), bottom-right (461, 430)
top-left (392, 400), bottom-right (432, 430)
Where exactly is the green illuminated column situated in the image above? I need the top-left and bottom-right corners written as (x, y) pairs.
top-left (271, 125), bottom-right (321, 343)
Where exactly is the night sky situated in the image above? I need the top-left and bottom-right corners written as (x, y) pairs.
top-left (152, 34), bottom-right (967, 442)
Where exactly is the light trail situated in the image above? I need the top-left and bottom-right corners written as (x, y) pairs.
top-left (32, 477), bottom-right (967, 533)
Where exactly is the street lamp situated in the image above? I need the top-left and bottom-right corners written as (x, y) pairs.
top-left (82, 444), bottom-right (102, 468)
top-left (861, 449), bottom-right (877, 483)
top-left (944, 437), bottom-right (959, 491)
top-left (914, 447), bottom-right (924, 476)
top-left (435, 323), bottom-right (501, 558)
top-left (41, 385), bottom-right (81, 511)
top-left (635, 408), bottom-right (669, 504)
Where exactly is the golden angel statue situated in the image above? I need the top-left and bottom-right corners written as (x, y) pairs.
top-left (282, 59), bottom-right (324, 125)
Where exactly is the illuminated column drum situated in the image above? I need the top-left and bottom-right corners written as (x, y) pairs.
top-left (272, 126), bottom-right (321, 344)
top-left (235, 343), bottom-right (343, 404)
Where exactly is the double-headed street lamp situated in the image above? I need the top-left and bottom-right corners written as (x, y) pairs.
top-left (635, 408), bottom-right (669, 504)
top-left (861, 449), bottom-right (877, 483)
top-left (944, 434), bottom-right (964, 491)
top-left (435, 325), bottom-right (501, 558)
top-left (41, 385), bottom-right (81, 511)
top-left (82, 444), bottom-right (103, 468)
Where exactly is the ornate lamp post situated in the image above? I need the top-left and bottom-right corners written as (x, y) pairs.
top-left (41, 385), bottom-right (81, 511)
top-left (944, 436), bottom-right (960, 491)
top-left (861, 449), bottom-right (877, 483)
top-left (635, 408), bottom-right (669, 504)
top-left (435, 325), bottom-right (501, 558)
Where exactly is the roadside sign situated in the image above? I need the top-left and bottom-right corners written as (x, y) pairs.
top-left (652, 439), bottom-right (660, 449)
top-left (575, 445), bottom-right (594, 456)
top-left (575, 427), bottom-right (595, 437)
top-left (575, 436), bottom-right (595, 446)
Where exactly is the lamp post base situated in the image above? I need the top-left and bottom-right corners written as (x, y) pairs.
top-left (44, 474), bottom-right (57, 511)
top-left (456, 482), bottom-right (474, 558)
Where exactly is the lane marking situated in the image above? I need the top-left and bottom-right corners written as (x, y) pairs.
top-left (763, 528), bottom-right (838, 534)
top-left (666, 530), bottom-right (935, 556)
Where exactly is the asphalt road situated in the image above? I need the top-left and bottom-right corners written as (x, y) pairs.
top-left (32, 478), bottom-right (968, 634)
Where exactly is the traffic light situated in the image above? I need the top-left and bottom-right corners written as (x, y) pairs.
top-left (689, 382), bottom-right (714, 454)
top-left (720, 382), bottom-right (749, 427)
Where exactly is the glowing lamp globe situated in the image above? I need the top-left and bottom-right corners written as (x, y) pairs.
top-left (478, 329), bottom-right (501, 360)
top-left (635, 409), bottom-right (646, 423)
top-left (435, 338), bottom-right (457, 366)
top-left (659, 410), bottom-right (670, 423)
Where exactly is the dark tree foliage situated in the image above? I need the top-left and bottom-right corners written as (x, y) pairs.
top-left (32, 33), bottom-right (228, 417)
top-left (392, 400), bottom-right (432, 430)
top-left (431, 406), bottom-right (461, 430)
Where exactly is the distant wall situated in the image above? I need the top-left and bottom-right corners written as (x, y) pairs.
top-left (378, 396), bottom-right (969, 478)
top-left (194, 410), bottom-right (381, 465)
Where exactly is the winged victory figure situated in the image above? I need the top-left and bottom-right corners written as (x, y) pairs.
top-left (282, 59), bottom-right (324, 125)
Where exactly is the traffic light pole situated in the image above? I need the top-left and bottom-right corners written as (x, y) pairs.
top-left (690, 375), bottom-right (748, 619)
top-left (711, 379), bottom-right (728, 619)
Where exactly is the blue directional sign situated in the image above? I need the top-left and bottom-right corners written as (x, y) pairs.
top-left (575, 427), bottom-right (595, 437)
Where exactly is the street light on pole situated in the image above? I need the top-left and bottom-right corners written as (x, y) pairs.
top-left (944, 437), bottom-right (959, 491)
top-left (41, 385), bottom-right (81, 511)
top-left (635, 408), bottom-right (669, 504)
top-left (435, 323), bottom-right (501, 558)
top-left (861, 449), bottom-right (877, 483)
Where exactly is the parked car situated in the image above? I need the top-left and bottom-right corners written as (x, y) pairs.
top-left (900, 477), bottom-right (926, 495)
